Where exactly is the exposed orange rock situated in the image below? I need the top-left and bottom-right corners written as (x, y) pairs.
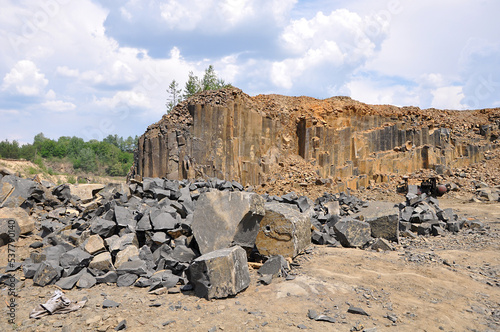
top-left (130, 88), bottom-right (500, 199)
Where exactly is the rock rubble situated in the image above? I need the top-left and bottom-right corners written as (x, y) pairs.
top-left (0, 172), bottom-right (489, 301)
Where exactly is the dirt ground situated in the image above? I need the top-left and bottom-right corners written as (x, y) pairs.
top-left (0, 197), bottom-right (498, 332)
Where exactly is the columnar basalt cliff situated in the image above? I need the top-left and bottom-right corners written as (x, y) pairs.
top-left (131, 88), bottom-right (500, 192)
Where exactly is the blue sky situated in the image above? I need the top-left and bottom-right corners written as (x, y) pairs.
top-left (1, 0), bottom-right (499, 144)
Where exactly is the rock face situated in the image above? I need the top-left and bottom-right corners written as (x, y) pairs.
top-left (192, 191), bottom-right (266, 254)
top-left (0, 207), bottom-right (36, 235)
top-left (130, 88), bottom-right (499, 191)
top-left (333, 218), bottom-right (372, 248)
top-left (187, 245), bottom-right (250, 299)
top-left (352, 202), bottom-right (399, 242)
top-left (255, 202), bottom-right (311, 258)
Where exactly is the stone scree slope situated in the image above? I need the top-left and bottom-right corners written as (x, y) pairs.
top-left (130, 88), bottom-right (500, 191)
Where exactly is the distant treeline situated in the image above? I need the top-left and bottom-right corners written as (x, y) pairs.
top-left (0, 133), bottom-right (138, 176)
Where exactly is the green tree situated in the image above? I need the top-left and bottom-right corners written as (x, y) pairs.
top-left (183, 71), bottom-right (201, 100)
top-left (74, 148), bottom-right (97, 173)
top-left (166, 79), bottom-right (182, 113)
top-left (0, 140), bottom-right (20, 159)
top-left (67, 137), bottom-right (85, 159)
top-left (19, 144), bottom-right (36, 161)
top-left (181, 65), bottom-right (232, 101)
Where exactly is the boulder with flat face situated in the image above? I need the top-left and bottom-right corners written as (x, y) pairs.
top-left (191, 191), bottom-right (265, 254)
top-left (333, 217), bottom-right (372, 248)
top-left (0, 218), bottom-right (20, 246)
top-left (255, 203), bottom-right (311, 259)
top-left (352, 202), bottom-right (399, 242)
top-left (0, 175), bottom-right (38, 208)
top-left (187, 245), bottom-right (250, 300)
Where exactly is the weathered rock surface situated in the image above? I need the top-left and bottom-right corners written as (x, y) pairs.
top-left (89, 252), bottom-right (115, 272)
top-left (192, 191), bottom-right (265, 254)
top-left (0, 218), bottom-right (20, 246)
top-left (187, 245), bottom-right (250, 299)
top-left (258, 255), bottom-right (289, 277)
top-left (255, 202), bottom-right (311, 258)
top-left (68, 184), bottom-right (105, 202)
top-left (131, 88), bottom-right (499, 194)
top-left (333, 218), bottom-right (372, 248)
top-left (353, 202), bottom-right (399, 242)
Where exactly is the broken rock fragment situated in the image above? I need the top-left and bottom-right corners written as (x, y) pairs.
top-left (187, 245), bottom-right (250, 299)
top-left (192, 191), bottom-right (265, 254)
top-left (33, 261), bottom-right (62, 286)
top-left (0, 207), bottom-right (36, 236)
top-left (258, 255), bottom-right (289, 277)
top-left (255, 203), bottom-right (311, 258)
top-left (333, 218), bottom-right (372, 248)
top-left (354, 202), bottom-right (399, 242)
top-left (89, 252), bottom-right (115, 272)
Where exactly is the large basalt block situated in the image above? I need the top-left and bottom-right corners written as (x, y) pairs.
top-left (68, 184), bottom-right (105, 202)
top-left (0, 218), bottom-right (20, 246)
top-left (333, 218), bottom-right (372, 248)
top-left (0, 175), bottom-right (38, 208)
top-left (192, 191), bottom-right (265, 254)
top-left (353, 202), bottom-right (399, 242)
top-left (0, 207), bottom-right (36, 235)
top-left (187, 245), bottom-right (250, 299)
top-left (255, 202), bottom-right (311, 258)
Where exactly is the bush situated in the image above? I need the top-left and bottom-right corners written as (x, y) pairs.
top-left (27, 167), bottom-right (38, 175)
top-left (67, 176), bottom-right (76, 184)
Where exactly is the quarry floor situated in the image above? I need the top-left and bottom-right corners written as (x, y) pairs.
top-left (0, 199), bottom-right (499, 332)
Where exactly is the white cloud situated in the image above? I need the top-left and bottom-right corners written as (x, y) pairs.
top-left (347, 78), bottom-right (419, 106)
top-left (430, 86), bottom-right (465, 110)
top-left (159, 0), bottom-right (296, 31)
top-left (56, 66), bottom-right (80, 78)
top-left (94, 90), bottom-right (150, 109)
top-left (270, 9), bottom-right (389, 94)
top-left (1, 60), bottom-right (48, 96)
top-left (41, 100), bottom-right (77, 112)
top-left (120, 7), bottom-right (132, 21)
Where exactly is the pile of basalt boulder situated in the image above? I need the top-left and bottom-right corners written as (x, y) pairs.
top-left (0, 173), bottom-right (483, 300)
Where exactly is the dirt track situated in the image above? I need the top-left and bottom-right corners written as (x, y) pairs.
top-left (0, 199), bottom-right (498, 332)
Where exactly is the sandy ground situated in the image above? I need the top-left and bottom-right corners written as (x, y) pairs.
top-left (0, 159), bottom-right (125, 185)
top-left (0, 199), bottom-right (498, 332)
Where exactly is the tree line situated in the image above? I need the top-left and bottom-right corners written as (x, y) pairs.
top-left (0, 133), bottom-right (138, 176)
top-left (166, 65), bottom-right (232, 112)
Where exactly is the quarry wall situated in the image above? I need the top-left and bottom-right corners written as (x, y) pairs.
top-left (131, 88), bottom-right (499, 192)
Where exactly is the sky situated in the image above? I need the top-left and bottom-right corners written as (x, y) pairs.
top-left (1, 0), bottom-right (499, 144)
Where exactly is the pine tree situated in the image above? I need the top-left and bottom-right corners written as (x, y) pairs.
top-left (183, 71), bottom-right (201, 100)
top-left (166, 79), bottom-right (182, 113)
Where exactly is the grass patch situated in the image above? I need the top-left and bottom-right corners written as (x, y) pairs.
top-left (67, 176), bottom-right (76, 184)
top-left (27, 166), bottom-right (38, 175)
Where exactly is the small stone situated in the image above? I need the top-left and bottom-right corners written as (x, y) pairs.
top-left (307, 309), bottom-right (318, 320)
top-left (102, 299), bottom-right (120, 308)
top-left (114, 320), bottom-right (127, 331)
top-left (114, 245), bottom-right (140, 269)
top-left (29, 241), bottom-right (43, 249)
top-left (259, 274), bottom-right (273, 285)
top-left (258, 255), bottom-right (288, 277)
top-left (95, 271), bottom-right (118, 284)
top-left (33, 261), bottom-right (62, 286)
top-left (117, 273), bottom-right (138, 287)
top-left (89, 252), bottom-right (115, 272)
top-left (77, 272), bottom-right (97, 289)
top-left (347, 306), bottom-right (370, 316)
top-left (314, 315), bottom-right (336, 323)
top-left (85, 235), bottom-right (106, 255)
